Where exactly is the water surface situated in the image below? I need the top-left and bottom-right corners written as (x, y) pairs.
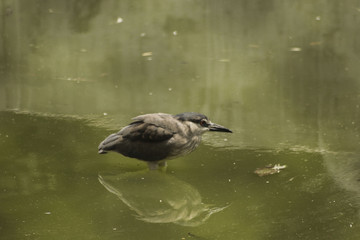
top-left (1, 1), bottom-right (360, 239)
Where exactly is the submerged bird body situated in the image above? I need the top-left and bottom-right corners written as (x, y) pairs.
top-left (98, 112), bottom-right (232, 169)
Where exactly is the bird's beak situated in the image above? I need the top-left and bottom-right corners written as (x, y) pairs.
top-left (209, 122), bottom-right (232, 133)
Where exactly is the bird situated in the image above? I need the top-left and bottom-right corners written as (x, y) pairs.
top-left (98, 112), bottom-right (232, 169)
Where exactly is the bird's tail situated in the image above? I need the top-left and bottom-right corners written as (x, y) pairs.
top-left (98, 133), bottom-right (121, 154)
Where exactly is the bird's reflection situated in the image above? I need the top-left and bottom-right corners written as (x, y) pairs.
top-left (98, 170), bottom-right (228, 226)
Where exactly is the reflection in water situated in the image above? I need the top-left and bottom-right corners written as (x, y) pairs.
top-left (98, 171), bottom-right (228, 226)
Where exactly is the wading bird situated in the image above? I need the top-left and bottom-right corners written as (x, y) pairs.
top-left (98, 112), bottom-right (232, 169)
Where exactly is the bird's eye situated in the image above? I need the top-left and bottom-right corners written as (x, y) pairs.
top-left (200, 119), bottom-right (208, 127)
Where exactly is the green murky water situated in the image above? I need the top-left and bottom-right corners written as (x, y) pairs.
top-left (1, 111), bottom-right (359, 239)
top-left (1, 1), bottom-right (360, 239)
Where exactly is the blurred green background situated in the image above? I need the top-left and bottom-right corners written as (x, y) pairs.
top-left (1, 0), bottom-right (360, 239)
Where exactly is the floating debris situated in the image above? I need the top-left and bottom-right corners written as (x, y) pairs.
top-left (254, 164), bottom-right (287, 177)
top-left (290, 47), bottom-right (302, 52)
top-left (56, 77), bottom-right (93, 83)
top-left (218, 59), bottom-right (230, 62)
top-left (142, 52), bottom-right (152, 57)
top-left (116, 17), bottom-right (123, 23)
top-left (309, 41), bottom-right (322, 46)
top-left (288, 177), bottom-right (295, 182)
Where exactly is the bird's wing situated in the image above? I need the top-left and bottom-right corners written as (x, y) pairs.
top-left (119, 113), bottom-right (176, 142)
top-left (132, 113), bottom-right (180, 131)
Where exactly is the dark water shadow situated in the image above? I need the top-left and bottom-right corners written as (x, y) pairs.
top-left (98, 170), bottom-right (228, 227)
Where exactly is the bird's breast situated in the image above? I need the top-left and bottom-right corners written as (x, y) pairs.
top-left (167, 134), bottom-right (202, 158)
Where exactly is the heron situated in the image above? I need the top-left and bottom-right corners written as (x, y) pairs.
top-left (98, 112), bottom-right (232, 169)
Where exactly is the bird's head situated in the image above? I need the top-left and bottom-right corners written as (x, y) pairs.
top-left (174, 112), bottom-right (232, 135)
